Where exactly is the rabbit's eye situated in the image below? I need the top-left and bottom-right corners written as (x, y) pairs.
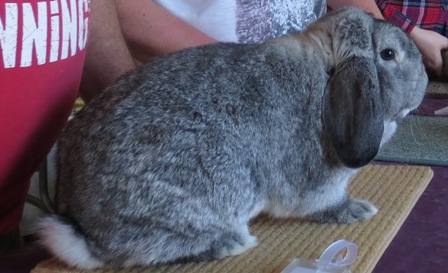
top-left (380, 49), bottom-right (395, 61)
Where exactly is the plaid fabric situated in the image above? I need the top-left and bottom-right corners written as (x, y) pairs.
top-left (376, 0), bottom-right (448, 35)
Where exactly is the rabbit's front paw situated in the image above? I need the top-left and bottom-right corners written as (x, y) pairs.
top-left (309, 198), bottom-right (378, 224)
top-left (217, 233), bottom-right (258, 258)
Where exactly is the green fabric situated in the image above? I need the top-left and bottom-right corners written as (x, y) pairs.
top-left (376, 115), bottom-right (448, 166)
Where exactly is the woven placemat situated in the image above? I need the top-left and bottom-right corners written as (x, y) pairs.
top-left (426, 80), bottom-right (448, 98)
top-left (32, 165), bottom-right (433, 273)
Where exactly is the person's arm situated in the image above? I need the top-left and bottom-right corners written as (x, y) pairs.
top-left (409, 27), bottom-right (448, 76)
top-left (79, 0), bottom-right (136, 103)
top-left (114, 0), bottom-right (218, 63)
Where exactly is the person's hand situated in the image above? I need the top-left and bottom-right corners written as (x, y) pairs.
top-left (409, 27), bottom-right (448, 76)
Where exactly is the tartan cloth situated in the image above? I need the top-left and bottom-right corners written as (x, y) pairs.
top-left (376, 0), bottom-right (448, 36)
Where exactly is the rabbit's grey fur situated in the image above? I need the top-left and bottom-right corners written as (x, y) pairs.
top-left (38, 8), bottom-right (428, 269)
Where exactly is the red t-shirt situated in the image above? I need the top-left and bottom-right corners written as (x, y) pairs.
top-left (0, 0), bottom-right (89, 234)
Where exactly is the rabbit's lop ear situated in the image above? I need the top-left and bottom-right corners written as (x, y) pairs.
top-left (325, 8), bottom-right (384, 168)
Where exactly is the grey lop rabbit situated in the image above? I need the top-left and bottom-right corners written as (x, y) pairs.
top-left (39, 7), bottom-right (428, 269)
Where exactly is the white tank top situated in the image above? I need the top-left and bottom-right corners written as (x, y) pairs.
top-left (154, 0), bottom-right (327, 43)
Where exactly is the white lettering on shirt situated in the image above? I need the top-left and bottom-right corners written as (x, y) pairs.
top-left (21, 2), bottom-right (47, 67)
top-left (0, 0), bottom-right (90, 69)
top-left (0, 4), bottom-right (18, 68)
top-left (50, 0), bottom-right (60, 62)
top-left (60, 0), bottom-right (77, 60)
top-left (77, 0), bottom-right (88, 52)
